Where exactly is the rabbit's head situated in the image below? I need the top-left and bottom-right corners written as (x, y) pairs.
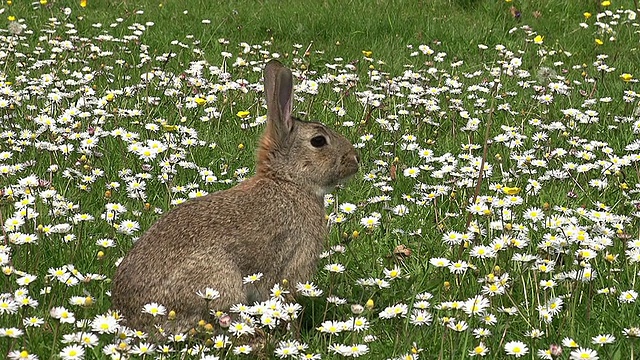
top-left (257, 60), bottom-right (359, 196)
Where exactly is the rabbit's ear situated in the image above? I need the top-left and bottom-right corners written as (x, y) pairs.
top-left (264, 60), bottom-right (294, 143)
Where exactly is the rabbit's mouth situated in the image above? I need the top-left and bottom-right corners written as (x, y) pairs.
top-left (332, 163), bottom-right (359, 187)
top-left (341, 153), bottom-right (360, 178)
top-left (316, 169), bottom-right (357, 196)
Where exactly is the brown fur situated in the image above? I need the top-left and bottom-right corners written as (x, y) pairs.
top-left (110, 60), bottom-right (359, 333)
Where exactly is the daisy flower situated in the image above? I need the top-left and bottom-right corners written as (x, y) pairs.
top-left (429, 257), bottom-right (451, 267)
top-left (23, 317), bottom-right (44, 328)
top-left (562, 338), bottom-right (580, 348)
top-left (378, 303), bottom-right (408, 319)
top-left (403, 167), bottom-right (420, 178)
top-left (142, 302), bottom-right (166, 317)
top-left (90, 314), bottom-right (119, 334)
top-left (569, 347), bottom-right (599, 360)
top-left (324, 263), bottom-right (346, 274)
top-left (242, 273), bottom-right (263, 284)
top-left (504, 341), bottom-right (528, 357)
top-left (228, 322), bottom-right (256, 337)
top-left (469, 342), bottom-right (489, 356)
top-left (7, 349), bottom-right (38, 360)
top-left (196, 287), bottom-right (221, 300)
top-left (619, 290), bottom-right (637, 303)
top-left (360, 215), bottom-right (380, 228)
top-left (339, 202), bottom-right (357, 214)
top-left (0, 327), bottom-right (24, 338)
top-left (59, 345), bottom-right (84, 360)
top-left (409, 310), bottom-right (433, 326)
top-left (130, 342), bottom-right (155, 355)
top-left (591, 334), bottom-right (615, 346)
top-left (232, 345), bottom-right (252, 355)
top-left (463, 296), bottom-right (490, 316)
top-left (447, 319), bottom-right (468, 332)
top-left (329, 344), bottom-right (369, 357)
top-left (316, 320), bottom-right (345, 335)
top-left (384, 266), bottom-right (402, 280)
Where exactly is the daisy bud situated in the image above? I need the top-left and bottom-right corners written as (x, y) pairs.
top-left (351, 304), bottom-right (364, 315)
top-left (219, 314), bottom-right (231, 328)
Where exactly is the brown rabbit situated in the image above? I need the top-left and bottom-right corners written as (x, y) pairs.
top-left (110, 59), bottom-right (359, 333)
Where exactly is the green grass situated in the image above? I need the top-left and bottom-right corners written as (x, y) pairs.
top-left (1, 0), bottom-right (640, 359)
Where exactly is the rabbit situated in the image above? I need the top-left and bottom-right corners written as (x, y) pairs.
top-left (110, 59), bottom-right (359, 334)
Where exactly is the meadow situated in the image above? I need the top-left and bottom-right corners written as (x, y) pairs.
top-left (1, 0), bottom-right (640, 359)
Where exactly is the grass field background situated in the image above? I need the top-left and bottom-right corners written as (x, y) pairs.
top-left (1, 0), bottom-right (640, 359)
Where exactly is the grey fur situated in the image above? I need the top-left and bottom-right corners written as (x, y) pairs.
top-left (110, 60), bottom-right (359, 333)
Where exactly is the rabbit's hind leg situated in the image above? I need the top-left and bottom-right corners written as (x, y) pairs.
top-left (150, 253), bottom-right (246, 335)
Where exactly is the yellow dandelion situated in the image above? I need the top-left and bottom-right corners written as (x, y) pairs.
top-left (80, 0), bottom-right (87, 7)
top-left (365, 299), bottom-right (374, 309)
top-left (620, 73), bottom-right (633, 82)
top-left (534, 35), bottom-right (544, 44)
top-left (584, 12), bottom-right (592, 19)
top-left (595, 38), bottom-right (604, 45)
top-left (601, 0), bottom-right (611, 6)
top-left (362, 50), bottom-right (373, 58)
top-left (236, 110), bottom-right (250, 118)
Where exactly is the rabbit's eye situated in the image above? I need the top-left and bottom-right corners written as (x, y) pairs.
top-left (310, 135), bottom-right (327, 148)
